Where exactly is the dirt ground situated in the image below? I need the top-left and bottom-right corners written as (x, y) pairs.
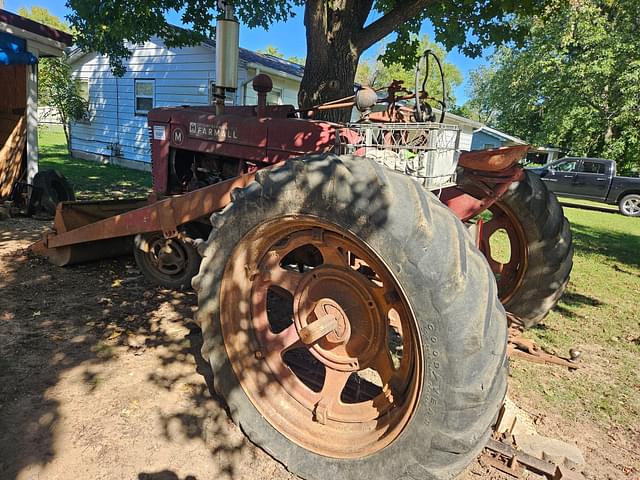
top-left (0, 217), bottom-right (637, 480)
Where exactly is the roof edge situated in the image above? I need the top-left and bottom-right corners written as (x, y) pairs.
top-left (0, 9), bottom-right (73, 46)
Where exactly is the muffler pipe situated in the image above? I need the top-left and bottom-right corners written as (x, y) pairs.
top-left (215, 1), bottom-right (239, 115)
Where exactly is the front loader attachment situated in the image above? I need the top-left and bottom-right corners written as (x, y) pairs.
top-left (30, 199), bottom-right (148, 266)
top-left (30, 171), bottom-right (258, 266)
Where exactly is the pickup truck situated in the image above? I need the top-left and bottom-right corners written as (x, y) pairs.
top-left (528, 157), bottom-right (640, 216)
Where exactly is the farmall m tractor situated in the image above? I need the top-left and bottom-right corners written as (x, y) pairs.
top-left (31, 7), bottom-right (573, 480)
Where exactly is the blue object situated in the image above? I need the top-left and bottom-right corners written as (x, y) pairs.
top-left (0, 32), bottom-right (38, 65)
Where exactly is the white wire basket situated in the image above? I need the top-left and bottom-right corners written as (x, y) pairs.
top-left (337, 123), bottom-right (461, 190)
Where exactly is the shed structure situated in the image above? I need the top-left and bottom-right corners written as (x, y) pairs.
top-left (0, 9), bottom-right (72, 198)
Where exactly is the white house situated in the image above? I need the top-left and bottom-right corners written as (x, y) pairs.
top-left (67, 37), bottom-right (304, 170)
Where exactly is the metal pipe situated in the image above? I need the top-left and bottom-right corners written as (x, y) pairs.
top-left (214, 0), bottom-right (239, 114)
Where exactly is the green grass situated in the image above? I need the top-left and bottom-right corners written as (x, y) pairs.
top-left (557, 196), bottom-right (619, 213)
top-left (38, 125), bottom-right (151, 200)
top-left (510, 206), bottom-right (640, 431)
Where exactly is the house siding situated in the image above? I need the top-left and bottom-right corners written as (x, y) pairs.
top-left (69, 41), bottom-right (303, 167)
top-left (470, 130), bottom-right (503, 151)
top-left (70, 38), bottom-right (214, 165)
top-left (457, 126), bottom-right (474, 151)
top-left (243, 67), bottom-right (300, 107)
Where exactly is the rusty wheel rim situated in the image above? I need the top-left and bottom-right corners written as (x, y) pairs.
top-left (149, 237), bottom-right (189, 276)
top-left (219, 216), bottom-right (423, 458)
top-left (479, 202), bottom-right (528, 304)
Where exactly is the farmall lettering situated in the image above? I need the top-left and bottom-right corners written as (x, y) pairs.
top-left (189, 122), bottom-right (239, 142)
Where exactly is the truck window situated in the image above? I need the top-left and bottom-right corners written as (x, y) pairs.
top-left (581, 161), bottom-right (605, 174)
top-left (552, 161), bottom-right (578, 172)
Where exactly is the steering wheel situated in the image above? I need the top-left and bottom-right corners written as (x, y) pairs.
top-left (414, 49), bottom-right (447, 123)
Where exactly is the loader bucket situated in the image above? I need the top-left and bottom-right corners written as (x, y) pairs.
top-left (31, 199), bottom-right (148, 266)
top-left (29, 170), bottom-right (261, 267)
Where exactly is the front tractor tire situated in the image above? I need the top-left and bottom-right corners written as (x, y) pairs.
top-left (134, 232), bottom-right (202, 290)
top-left (193, 155), bottom-right (507, 480)
top-left (476, 170), bottom-right (573, 328)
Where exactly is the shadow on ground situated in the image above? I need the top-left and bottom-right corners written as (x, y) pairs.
top-left (0, 217), bottom-right (275, 480)
top-left (552, 290), bottom-right (604, 319)
top-left (570, 221), bottom-right (640, 269)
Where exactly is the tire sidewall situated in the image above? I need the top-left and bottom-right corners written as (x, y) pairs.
top-left (32, 170), bottom-right (75, 216)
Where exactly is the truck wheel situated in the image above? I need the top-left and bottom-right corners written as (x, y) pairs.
top-left (477, 170), bottom-right (573, 328)
top-left (619, 194), bottom-right (640, 217)
top-left (134, 232), bottom-right (201, 290)
top-left (193, 155), bottom-right (507, 480)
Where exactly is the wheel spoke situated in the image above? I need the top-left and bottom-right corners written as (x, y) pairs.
top-left (259, 267), bottom-right (303, 295)
top-left (373, 351), bottom-right (401, 406)
top-left (314, 368), bottom-right (351, 424)
top-left (374, 351), bottom-right (396, 387)
top-left (319, 247), bottom-right (349, 267)
top-left (271, 322), bottom-right (304, 355)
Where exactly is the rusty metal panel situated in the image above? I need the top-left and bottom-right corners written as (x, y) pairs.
top-left (459, 145), bottom-right (530, 172)
top-left (40, 169), bottom-right (263, 251)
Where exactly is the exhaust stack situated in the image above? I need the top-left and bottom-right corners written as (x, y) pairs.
top-left (214, 1), bottom-right (239, 115)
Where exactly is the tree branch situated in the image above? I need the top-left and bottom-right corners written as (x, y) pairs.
top-left (356, 0), bottom-right (432, 52)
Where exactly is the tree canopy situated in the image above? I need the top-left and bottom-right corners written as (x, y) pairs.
top-left (257, 45), bottom-right (305, 66)
top-left (17, 6), bottom-right (71, 33)
top-left (465, 0), bottom-right (640, 173)
top-left (66, 0), bottom-right (548, 119)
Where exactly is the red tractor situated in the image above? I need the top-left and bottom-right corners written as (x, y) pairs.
top-left (31, 14), bottom-right (572, 480)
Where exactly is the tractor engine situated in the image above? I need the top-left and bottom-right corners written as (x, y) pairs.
top-left (147, 79), bottom-right (337, 197)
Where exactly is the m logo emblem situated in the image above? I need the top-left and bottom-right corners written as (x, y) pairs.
top-left (172, 128), bottom-right (184, 145)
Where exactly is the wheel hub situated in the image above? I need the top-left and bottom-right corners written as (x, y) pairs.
top-left (294, 267), bottom-right (383, 372)
top-left (150, 237), bottom-right (187, 275)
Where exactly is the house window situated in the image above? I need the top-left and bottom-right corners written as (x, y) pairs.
top-left (267, 87), bottom-right (283, 106)
top-left (75, 79), bottom-right (89, 102)
top-left (74, 79), bottom-right (91, 122)
top-left (135, 79), bottom-right (155, 115)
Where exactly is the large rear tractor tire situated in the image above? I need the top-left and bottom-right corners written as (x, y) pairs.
top-left (476, 170), bottom-right (573, 328)
top-left (193, 155), bottom-right (507, 480)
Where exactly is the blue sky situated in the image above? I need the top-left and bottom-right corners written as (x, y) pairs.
top-left (5, 0), bottom-right (490, 103)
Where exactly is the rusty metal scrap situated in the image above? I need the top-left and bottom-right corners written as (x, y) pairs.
top-left (506, 317), bottom-right (580, 370)
top-left (482, 435), bottom-right (586, 480)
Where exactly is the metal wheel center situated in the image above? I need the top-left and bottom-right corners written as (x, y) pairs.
top-left (293, 266), bottom-right (383, 372)
top-left (150, 237), bottom-right (188, 275)
top-left (221, 217), bottom-right (422, 458)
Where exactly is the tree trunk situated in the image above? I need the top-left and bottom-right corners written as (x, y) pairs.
top-left (298, 50), bottom-right (360, 123)
top-left (61, 119), bottom-right (71, 154)
top-left (298, 0), bottom-right (366, 123)
top-left (296, 0), bottom-right (431, 123)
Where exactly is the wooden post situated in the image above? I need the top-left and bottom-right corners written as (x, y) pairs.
top-left (25, 42), bottom-right (39, 182)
